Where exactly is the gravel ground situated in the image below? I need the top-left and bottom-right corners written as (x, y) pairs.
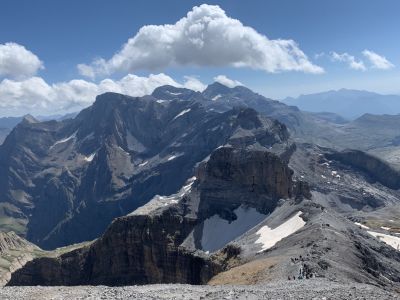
top-left (1, 279), bottom-right (399, 300)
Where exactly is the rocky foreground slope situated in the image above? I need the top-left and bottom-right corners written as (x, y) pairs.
top-left (2, 280), bottom-right (399, 300)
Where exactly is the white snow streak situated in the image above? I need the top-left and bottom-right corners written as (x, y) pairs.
top-left (139, 161), bottom-right (148, 167)
top-left (50, 131), bottom-right (77, 149)
top-left (354, 222), bottom-right (370, 229)
top-left (172, 108), bottom-right (191, 120)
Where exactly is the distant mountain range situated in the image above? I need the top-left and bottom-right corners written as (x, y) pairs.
top-left (0, 113), bottom-right (78, 144)
top-left (283, 89), bottom-right (400, 120)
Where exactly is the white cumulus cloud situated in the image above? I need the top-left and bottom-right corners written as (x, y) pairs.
top-left (330, 52), bottom-right (366, 71)
top-left (0, 73), bottom-right (207, 117)
top-left (78, 4), bottom-right (323, 78)
top-left (0, 43), bottom-right (44, 79)
top-left (182, 76), bottom-right (206, 91)
top-left (362, 50), bottom-right (394, 70)
top-left (214, 75), bottom-right (242, 88)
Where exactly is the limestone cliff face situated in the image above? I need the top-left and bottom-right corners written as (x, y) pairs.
top-left (196, 147), bottom-right (310, 219)
top-left (7, 211), bottom-right (220, 286)
top-left (199, 148), bottom-right (293, 198)
top-left (85, 213), bottom-right (219, 285)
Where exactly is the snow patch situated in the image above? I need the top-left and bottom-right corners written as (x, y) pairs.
top-left (212, 94), bottom-right (222, 101)
top-left (172, 108), bottom-right (191, 120)
top-left (84, 152), bottom-right (96, 162)
top-left (50, 131), bottom-right (77, 149)
top-left (167, 91), bottom-right (182, 95)
top-left (201, 206), bottom-right (266, 252)
top-left (255, 211), bottom-right (306, 252)
top-left (139, 161), bottom-right (148, 167)
top-left (368, 231), bottom-right (400, 251)
top-left (381, 226), bottom-right (391, 231)
top-left (156, 99), bottom-right (167, 103)
top-left (117, 146), bottom-right (129, 156)
top-left (167, 155), bottom-right (177, 161)
top-left (130, 177), bottom-right (196, 216)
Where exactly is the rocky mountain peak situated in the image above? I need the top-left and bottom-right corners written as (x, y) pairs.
top-left (21, 114), bottom-right (39, 124)
top-left (202, 82), bottom-right (233, 98)
top-left (234, 107), bottom-right (263, 129)
top-left (151, 85), bottom-right (198, 101)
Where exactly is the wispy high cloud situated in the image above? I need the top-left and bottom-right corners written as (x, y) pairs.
top-left (330, 52), bottom-right (366, 71)
top-left (362, 50), bottom-right (394, 70)
top-left (78, 4), bottom-right (323, 78)
top-left (0, 43), bottom-right (44, 79)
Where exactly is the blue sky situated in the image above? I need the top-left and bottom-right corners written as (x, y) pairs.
top-left (0, 0), bottom-right (399, 116)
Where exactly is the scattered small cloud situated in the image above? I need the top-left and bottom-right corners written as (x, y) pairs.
top-left (77, 63), bottom-right (96, 80)
top-left (0, 43), bottom-right (44, 79)
top-left (330, 52), bottom-right (366, 71)
top-left (314, 52), bottom-right (325, 59)
top-left (78, 4), bottom-right (323, 78)
top-left (362, 49), bottom-right (394, 70)
top-left (214, 75), bottom-right (243, 88)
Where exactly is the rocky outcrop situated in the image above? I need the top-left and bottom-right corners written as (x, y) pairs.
top-left (326, 149), bottom-right (400, 189)
top-left (7, 212), bottom-right (220, 286)
top-left (0, 232), bottom-right (34, 253)
top-left (0, 232), bottom-right (42, 286)
top-left (196, 147), bottom-right (309, 220)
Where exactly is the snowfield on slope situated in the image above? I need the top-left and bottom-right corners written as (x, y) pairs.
top-left (354, 222), bottom-right (400, 251)
top-left (255, 211), bottom-right (306, 252)
top-left (367, 231), bottom-right (400, 251)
